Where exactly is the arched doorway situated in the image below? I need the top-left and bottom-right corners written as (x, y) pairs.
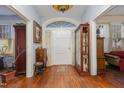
top-left (44, 20), bottom-right (77, 66)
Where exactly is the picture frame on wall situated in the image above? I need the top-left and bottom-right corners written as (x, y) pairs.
top-left (33, 21), bottom-right (42, 43)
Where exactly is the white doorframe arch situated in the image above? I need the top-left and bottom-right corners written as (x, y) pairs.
top-left (42, 17), bottom-right (79, 66)
top-left (42, 17), bottom-right (79, 28)
top-left (42, 17), bottom-right (79, 48)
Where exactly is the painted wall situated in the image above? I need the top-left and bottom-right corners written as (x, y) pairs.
top-left (96, 16), bottom-right (124, 23)
top-left (82, 5), bottom-right (111, 23)
top-left (41, 17), bottom-right (81, 25)
top-left (0, 15), bottom-right (22, 20)
top-left (9, 5), bottom-right (41, 24)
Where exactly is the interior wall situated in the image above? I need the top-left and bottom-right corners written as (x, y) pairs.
top-left (45, 31), bottom-right (52, 66)
top-left (9, 5), bottom-right (41, 24)
top-left (82, 5), bottom-right (112, 23)
top-left (96, 16), bottom-right (124, 23)
top-left (72, 31), bottom-right (75, 65)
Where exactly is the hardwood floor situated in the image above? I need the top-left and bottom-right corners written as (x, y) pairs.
top-left (1, 65), bottom-right (123, 88)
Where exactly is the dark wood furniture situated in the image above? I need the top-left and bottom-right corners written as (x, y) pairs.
top-left (14, 25), bottom-right (26, 74)
top-left (75, 24), bottom-right (90, 75)
top-left (97, 37), bottom-right (105, 73)
top-left (0, 57), bottom-right (4, 71)
top-left (34, 47), bottom-right (47, 75)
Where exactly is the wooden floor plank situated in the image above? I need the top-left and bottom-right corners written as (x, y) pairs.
top-left (1, 65), bottom-right (123, 88)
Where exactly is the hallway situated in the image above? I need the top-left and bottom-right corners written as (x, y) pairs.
top-left (1, 65), bottom-right (118, 88)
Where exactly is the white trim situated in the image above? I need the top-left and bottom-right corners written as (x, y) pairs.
top-left (42, 17), bottom-right (79, 47)
top-left (89, 21), bottom-right (97, 76)
top-left (42, 17), bottom-right (79, 28)
top-left (7, 5), bottom-right (29, 22)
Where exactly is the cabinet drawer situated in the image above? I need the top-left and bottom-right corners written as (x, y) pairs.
top-left (97, 59), bottom-right (105, 69)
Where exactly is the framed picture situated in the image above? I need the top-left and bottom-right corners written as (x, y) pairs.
top-left (33, 21), bottom-right (42, 43)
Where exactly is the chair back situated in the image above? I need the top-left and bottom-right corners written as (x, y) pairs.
top-left (36, 47), bottom-right (44, 62)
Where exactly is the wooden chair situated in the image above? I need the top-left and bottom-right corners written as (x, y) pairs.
top-left (43, 48), bottom-right (47, 68)
top-left (34, 47), bottom-right (47, 75)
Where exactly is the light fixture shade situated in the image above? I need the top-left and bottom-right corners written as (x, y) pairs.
top-left (52, 5), bottom-right (73, 13)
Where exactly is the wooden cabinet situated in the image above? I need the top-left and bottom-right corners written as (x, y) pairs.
top-left (75, 24), bottom-right (90, 75)
top-left (97, 37), bottom-right (105, 73)
top-left (14, 25), bottom-right (26, 74)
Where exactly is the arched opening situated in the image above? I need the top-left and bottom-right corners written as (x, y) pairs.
top-left (46, 21), bottom-right (76, 28)
top-left (43, 19), bottom-right (78, 66)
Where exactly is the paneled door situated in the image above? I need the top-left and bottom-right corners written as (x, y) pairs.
top-left (51, 30), bottom-right (72, 65)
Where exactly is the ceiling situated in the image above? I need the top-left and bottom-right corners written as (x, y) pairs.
top-left (105, 5), bottom-right (124, 16)
top-left (0, 5), bottom-right (22, 20)
top-left (34, 5), bottom-right (88, 23)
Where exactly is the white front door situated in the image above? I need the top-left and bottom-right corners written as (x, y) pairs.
top-left (51, 30), bottom-right (72, 65)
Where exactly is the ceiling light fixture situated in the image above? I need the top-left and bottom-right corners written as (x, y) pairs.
top-left (52, 5), bottom-right (73, 13)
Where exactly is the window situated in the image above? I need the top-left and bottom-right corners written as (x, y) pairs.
top-left (47, 21), bottom-right (76, 28)
top-left (0, 25), bottom-right (11, 39)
